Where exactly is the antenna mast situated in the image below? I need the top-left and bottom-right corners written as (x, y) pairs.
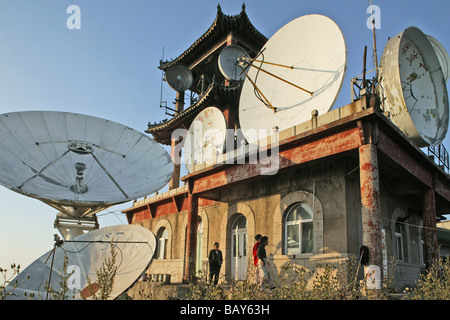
top-left (369, 0), bottom-right (379, 74)
top-left (159, 46), bottom-right (168, 113)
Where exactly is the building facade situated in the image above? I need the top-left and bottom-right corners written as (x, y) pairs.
top-left (123, 6), bottom-right (450, 290)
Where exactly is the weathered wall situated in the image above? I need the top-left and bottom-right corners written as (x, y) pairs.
top-left (136, 154), bottom-right (428, 290)
top-left (141, 157), bottom-right (359, 283)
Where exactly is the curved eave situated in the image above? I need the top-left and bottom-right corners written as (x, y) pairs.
top-left (160, 5), bottom-right (267, 70)
top-left (146, 82), bottom-right (241, 145)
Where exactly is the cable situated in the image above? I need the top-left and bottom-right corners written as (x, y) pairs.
top-left (382, 216), bottom-right (450, 233)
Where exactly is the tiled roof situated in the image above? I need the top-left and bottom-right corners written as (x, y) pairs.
top-left (160, 4), bottom-right (267, 70)
top-left (146, 81), bottom-right (240, 145)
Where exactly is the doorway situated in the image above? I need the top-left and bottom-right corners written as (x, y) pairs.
top-left (231, 215), bottom-right (247, 280)
top-left (195, 219), bottom-right (203, 276)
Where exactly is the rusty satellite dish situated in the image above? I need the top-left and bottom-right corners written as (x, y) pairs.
top-left (0, 111), bottom-right (173, 238)
top-left (184, 106), bottom-right (227, 173)
top-left (238, 14), bottom-right (347, 144)
top-left (4, 224), bottom-right (156, 300)
top-left (379, 27), bottom-right (449, 147)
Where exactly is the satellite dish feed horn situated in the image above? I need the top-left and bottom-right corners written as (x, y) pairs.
top-left (70, 162), bottom-right (88, 194)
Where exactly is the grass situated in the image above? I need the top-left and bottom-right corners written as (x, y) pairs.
top-left (2, 253), bottom-right (450, 300)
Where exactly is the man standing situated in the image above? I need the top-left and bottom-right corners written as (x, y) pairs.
top-left (257, 236), bottom-right (275, 289)
top-left (208, 242), bottom-right (223, 285)
top-left (253, 234), bottom-right (262, 283)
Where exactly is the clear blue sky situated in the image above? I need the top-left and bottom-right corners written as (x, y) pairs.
top-left (1, 0), bottom-right (450, 269)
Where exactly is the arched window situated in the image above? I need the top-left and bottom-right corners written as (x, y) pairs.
top-left (156, 227), bottom-right (168, 259)
top-left (395, 221), bottom-right (406, 262)
top-left (285, 203), bottom-right (313, 254)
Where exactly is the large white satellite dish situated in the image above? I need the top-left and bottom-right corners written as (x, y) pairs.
top-left (0, 111), bottom-right (173, 207)
top-left (183, 107), bottom-right (227, 173)
top-left (379, 27), bottom-right (449, 147)
top-left (218, 44), bottom-right (250, 81)
top-left (238, 14), bottom-right (347, 144)
top-left (4, 225), bottom-right (156, 300)
top-left (0, 111), bottom-right (173, 238)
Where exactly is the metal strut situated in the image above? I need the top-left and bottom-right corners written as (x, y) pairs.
top-left (239, 64), bottom-right (277, 112)
top-left (237, 50), bottom-right (314, 113)
top-left (244, 60), bottom-right (314, 96)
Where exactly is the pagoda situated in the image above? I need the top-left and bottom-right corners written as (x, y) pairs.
top-left (147, 4), bottom-right (267, 189)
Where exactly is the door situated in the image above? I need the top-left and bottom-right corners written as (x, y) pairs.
top-left (231, 215), bottom-right (247, 280)
top-left (195, 220), bottom-right (203, 276)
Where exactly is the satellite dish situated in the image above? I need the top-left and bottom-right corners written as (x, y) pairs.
top-left (218, 44), bottom-right (250, 81)
top-left (183, 107), bottom-right (227, 173)
top-left (4, 224), bottom-right (156, 300)
top-left (427, 35), bottom-right (450, 82)
top-left (0, 111), bottom-right (174, 207)
top-left (379, 27), bottom-right (449, 147)
top-left (0, 110), bottom-right (173, 240)
top-left (238, 14), bottom-right (347, 144)
top-left (164, 63), bottom-right (193, 92)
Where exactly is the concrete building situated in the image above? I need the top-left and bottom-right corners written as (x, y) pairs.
top-left (123, 5), bottom-right (450, 290)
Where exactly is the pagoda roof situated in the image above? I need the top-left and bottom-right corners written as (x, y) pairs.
top-left (160, 4), bottom-right (267, 70)
top-left (147, 81), bottom-right (240, 145)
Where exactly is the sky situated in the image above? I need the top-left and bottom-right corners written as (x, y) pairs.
top-left (1, 0), bottom-right (450, 270)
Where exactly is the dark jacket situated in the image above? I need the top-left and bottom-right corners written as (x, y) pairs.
top-left (208, 249), bottom-right (223, 268)
top-left (257, 244), bottom-right (267, 261)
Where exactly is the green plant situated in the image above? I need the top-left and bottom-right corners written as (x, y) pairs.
top-left (378, 257), bottom-right (398, 300)
top-left (310, 264), bottom-right (341, 300)
top-left (45, 253), bottom-right (77, 300)
top-left (0, 263), bottom-right (26, 300)
top-left (84, 242), bottom-right (118, 300)
top-left (185, 271), bottom-right (225, 300)
top-left (270, 262), bottom-right (309, 300)
top-left (405, 256), bottom-right (450, 300)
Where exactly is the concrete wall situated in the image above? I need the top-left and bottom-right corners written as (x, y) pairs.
top-left (135, 155), bottom-right (427, 290)
top-left (140, 157), bottom-right (359, 283)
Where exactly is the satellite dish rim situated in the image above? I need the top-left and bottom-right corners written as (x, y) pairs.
top-left (427, 34), bottom-right (450, 82)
